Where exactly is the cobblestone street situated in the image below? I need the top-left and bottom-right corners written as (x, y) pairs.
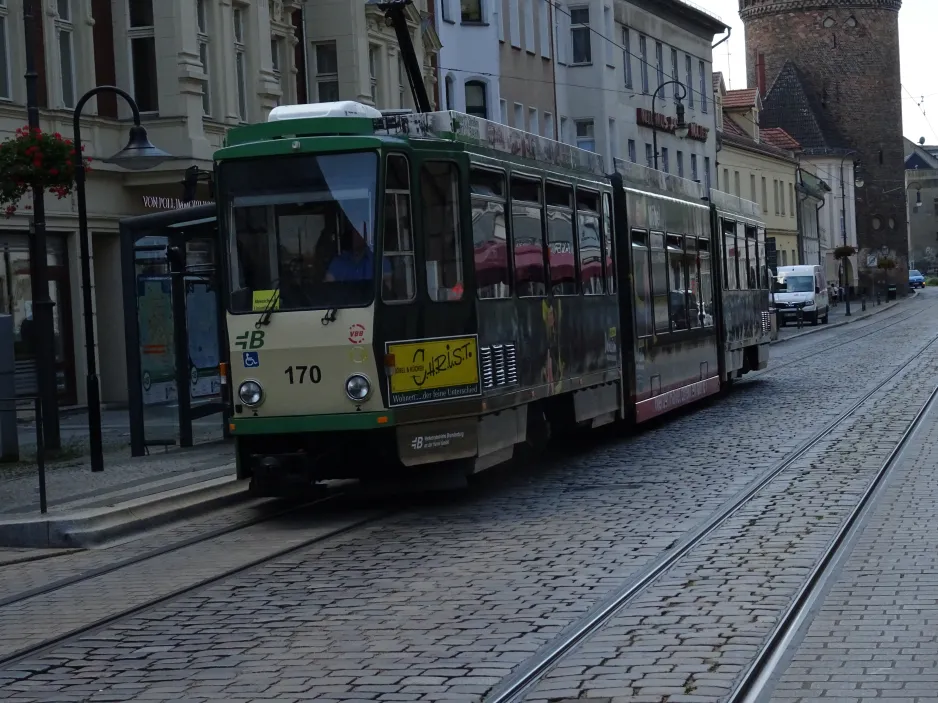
top-left (1, 292), bottom-right (936, 702)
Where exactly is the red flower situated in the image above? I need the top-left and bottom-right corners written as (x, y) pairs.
top-left (48, 168), bottom-right (58, 176)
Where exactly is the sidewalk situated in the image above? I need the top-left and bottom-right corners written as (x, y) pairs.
top-left (773, 291), bottom-right (914, 344)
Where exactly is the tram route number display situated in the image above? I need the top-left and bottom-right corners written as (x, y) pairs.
top-left (284, 365), bottom-right (322, 384)
top-left (386, 335), bottom-right (482, 406)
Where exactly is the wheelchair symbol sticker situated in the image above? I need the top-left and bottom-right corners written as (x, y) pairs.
top-left (242, 352), bottom-right (260, 368)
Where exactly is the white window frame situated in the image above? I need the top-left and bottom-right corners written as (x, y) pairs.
top-left (603, 6), bottom-right (613, 66)
top-left (314, 41), bottom-right (339, 103)
top-left (127, 0), bottom-right (158, 113)
top-left (197, 0), bottom-right (211, 116)
top-left (500, 98), bottom-right (508, 125)
top-left (528, 106), bottom-right (538, 135)
top-left (523, 0), bottom-right (534, 53)
top-left (685, 54), bottom-right (694, 109)
top-left (233, 4), bottom-right (248, 121)
top-left (55, 0), bottom-right (76, 109)
top-left (514, 102), bottom-right (523, 129)
top-left (544, 112), bottom-right (554, 139)
top-left (639, 35), bottom-right (649, 93)
top-left (509, 0), bottom-right (520, 48)
top-left (539, 0), bottom-right (550, 58)
top-left (398, 55), bottom-right (406, 108)
top-left (569, 6), bottom-right (591, 65)
top-left (628, 139), bottom-right (636, 163)
top-left (621, 26), bottom-right (632, 89)
top-left (461, 0), bottom-right (483, 23)
top-left (575, 119), bottom-right (595, 152)
top-left (699, 59), bottom-right (707, 113)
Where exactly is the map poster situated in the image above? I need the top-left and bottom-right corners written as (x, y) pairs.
top-left (138, 276), bottom-right (177, 406)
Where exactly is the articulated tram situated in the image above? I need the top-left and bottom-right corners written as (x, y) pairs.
top-left (216, 102), bottom-right (770, 494)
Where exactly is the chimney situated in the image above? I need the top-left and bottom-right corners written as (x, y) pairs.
top-left (757, 52), bottom-right (766, 97)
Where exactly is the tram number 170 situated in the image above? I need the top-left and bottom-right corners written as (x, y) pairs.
top-left (284, 365), bottom-right (322, 384)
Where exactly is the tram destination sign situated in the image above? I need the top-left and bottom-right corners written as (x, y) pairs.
top-left (385, 334), bottom-right (482, 407)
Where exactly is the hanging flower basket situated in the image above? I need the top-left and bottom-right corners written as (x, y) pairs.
top-left (876, 256), bottom-right (896, 271)
top-left (833, 245), bottom-right (856, 260)
top-left (0, 126), bottom-right (92, 218)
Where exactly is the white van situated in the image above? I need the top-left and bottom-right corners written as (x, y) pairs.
top-left (774, 264), bottom-right (830, 326)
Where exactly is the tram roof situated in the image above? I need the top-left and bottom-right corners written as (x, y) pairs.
top-left (614, 158), bottom-right (708, 203)
top-left (709, 188), bottom-right (764, 222)
top-left (216, 101), bottom-right (606, 178)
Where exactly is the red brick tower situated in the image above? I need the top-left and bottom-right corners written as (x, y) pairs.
top-left (740, 0), bottom-right (906, 293)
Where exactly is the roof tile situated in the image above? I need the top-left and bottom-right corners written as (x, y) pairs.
top-left (723, 89), bottom-right (759, 109)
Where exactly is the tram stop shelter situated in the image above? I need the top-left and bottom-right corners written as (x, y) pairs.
top-left (119, 204), bottom-right (230, 457)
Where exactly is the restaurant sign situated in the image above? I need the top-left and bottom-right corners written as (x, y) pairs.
top-left (141, 196), bottom-right (214, 211)
top-left (635, 108), bottom-right (710, 143)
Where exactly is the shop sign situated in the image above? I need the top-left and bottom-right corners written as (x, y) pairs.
top-left (141, 195), bottom-right (214, 211)
top-left (635, 108), bottom-right (710, 143)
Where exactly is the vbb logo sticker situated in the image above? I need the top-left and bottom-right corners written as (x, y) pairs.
top-left (348, 323), bottom-right (366, 344)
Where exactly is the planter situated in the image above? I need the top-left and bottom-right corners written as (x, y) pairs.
top-left (0, 126), bottom-right (93, 218)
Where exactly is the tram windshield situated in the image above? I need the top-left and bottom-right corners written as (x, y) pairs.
top-left (774, 275), bottom-right (813, 293)
top-left (223, 151), bottom-right (379, 313)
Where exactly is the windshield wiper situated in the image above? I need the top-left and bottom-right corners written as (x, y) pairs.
top-left (254, 282), bottom-right (281, 328)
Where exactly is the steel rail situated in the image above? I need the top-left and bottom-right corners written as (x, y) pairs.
top-left (728, 375), bottom-right (938, 703)
top-left (483, 329), bottom-right (938, 703)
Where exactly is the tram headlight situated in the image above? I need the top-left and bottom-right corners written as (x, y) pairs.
top-left (238, 380), bottom-right (264, 407)
top-left (345, 374), bottom-right (372, 402)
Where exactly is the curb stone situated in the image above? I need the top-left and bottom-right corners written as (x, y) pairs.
top-left (0, 475), bottom-right (250, 548)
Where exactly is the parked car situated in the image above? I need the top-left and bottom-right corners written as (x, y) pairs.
top-left (909, 269), bottom-right (926, 288)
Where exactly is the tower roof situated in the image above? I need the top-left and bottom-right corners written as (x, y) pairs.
top-left (760, 60), bottom-right (847, 154)
top-left (739, 0), bottom-right (901, 21)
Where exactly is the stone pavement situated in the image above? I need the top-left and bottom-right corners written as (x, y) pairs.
top-left (769, 367), bottom-right (938, 702)
top-left (0, 288), bottom-right (935, 700)
top-left (774, 293), bottom-right (910, 343)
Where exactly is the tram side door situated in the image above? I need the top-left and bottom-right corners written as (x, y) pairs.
top-left (374, 151), bottom-right (478, 405)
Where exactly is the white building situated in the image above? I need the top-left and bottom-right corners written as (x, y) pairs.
top-left (552, 0), bottom-right (725, 181)
top-left (437, 0), bottom-right (502, 119)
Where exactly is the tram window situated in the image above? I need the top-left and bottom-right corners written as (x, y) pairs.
top-left (421, 161), bottom-right (464, 302)
top-left (756, 227), bottom-right (769, 290)
top-left (686, 236), bottom-right (701, 329)
top-left (746, 225), bottom-right (758, 289)
top-left (667, 234), bottom-right (689, 331)
top-left (650, 231), bottom-right (669, 334)
top-left (602, 193), bottom-right (615, 294)
top-left (510, 176), bottom-right (547, 297)
top-left (470, 168), bottom-right (506, 198)
top-left (577, 188), bottom-right (603, 295)
top-left (471, 168), bottom-right (510, 299)
top-left (382, 154), bottom-right (415, 302)
top-left (631, 229), bottom-right (653, 337)
top-left (545, 182), bottom-right (577, 296)
top-left (698, 238), bottom-right (714, 327)
top-left (722, 220), bottom-right (738, 290)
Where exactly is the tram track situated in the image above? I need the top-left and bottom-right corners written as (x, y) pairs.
top-left (726, 377), bottom-right (938, 703)
top-left (483, 324), bottom-right (938, 703)
top-left (0, 490), bottom-right (391, 668)
top-left (747, 305), bottom-right (926, 380)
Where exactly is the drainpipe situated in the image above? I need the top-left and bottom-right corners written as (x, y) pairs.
top-left (712, 27), bottom-right (731, 51)
top-left (550, 1), bottom-right (560, 140)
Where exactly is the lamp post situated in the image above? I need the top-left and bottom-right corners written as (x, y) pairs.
top-left (73, 86), bottom-right (171, 471)
top-left (23, 0), bottom-right (60, 449)
top-left (651, 80), bottom-right (690, 171)
top-left (839, 151), bottom-right (862, 316)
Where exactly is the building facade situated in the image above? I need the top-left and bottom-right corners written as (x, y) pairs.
top-left (552, 0), bottom-right (723, 179)
top-left (904, 138), bottom-right (938, 275)
top-left (436, 0), bottom-right (501, 118)
top-left (498, 0), bottom-right (556, 137)
top-left (0, 0), bottom-right (440, 409)
top-left (740, 0), bottom-right (907, 294)
top-left (715, 80), bottom-right (801, 269)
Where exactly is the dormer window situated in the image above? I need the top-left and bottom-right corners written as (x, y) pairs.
top-left (823, 17), bottom-right (834, 28)
top-left (845, 16), bottom-right (857, 27)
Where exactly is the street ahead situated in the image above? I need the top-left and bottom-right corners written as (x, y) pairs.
top-left (1, 290), bottom-right (937, 703)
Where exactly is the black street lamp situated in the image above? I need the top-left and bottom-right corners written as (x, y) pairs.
top-left (839, 151), bottom-right (862, 317)
top-left (23, 0), bottom-right (60, 449)
top-left (651, 80), bottom-right (690, 171)
top-left (73, 86), bottom-right (171, 471)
